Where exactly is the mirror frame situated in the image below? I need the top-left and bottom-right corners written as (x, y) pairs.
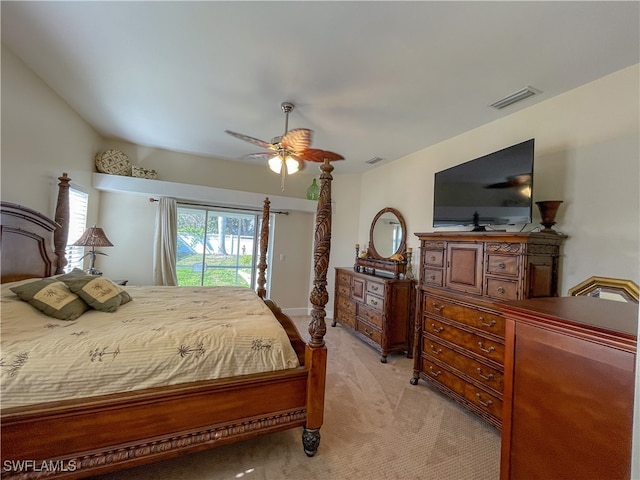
top-left (368, 207), bottom-right (407, 260)
top-left (568, 276), bottom-right (639, 303)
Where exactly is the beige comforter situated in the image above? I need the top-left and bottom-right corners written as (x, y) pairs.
top-left (1, 282), bottom-right (300, 408)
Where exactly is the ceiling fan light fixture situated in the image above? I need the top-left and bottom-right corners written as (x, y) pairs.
top-left (285, 157), bottom-right (300, 174)
top-left (227, 101), bottom-right (341, 191)
top-left (268, 155), bottom-right (299, 175)
top-left (268, 156), bottom-right (283, 174)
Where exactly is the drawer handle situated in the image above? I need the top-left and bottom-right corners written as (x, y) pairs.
top-left (476, 368), bottom-right (494, 381)
top-left (428, 275), bottom-right (436, 281)
top-left (497, 286), bottom-right (505, 294)
top-left (431, 302), bottom-right (444, 313)
top-left (429, 366), bottom-right (441, 377)
top-left (430, 255), bottom-right (436, 262)
top-left (476, 393), bottom-right (493, 407)
top-left (364, 328), bottom-right (374, 337)
top-left (479, 316), bottom-right (497, 328)
top-left (370, 285), bottom-right (380, 292)
top-left (478, 342), bottom-right (495, 354)
top-left (370, 299), bottom-right (379, 306)
top-left (431, 324), bottom-right (444, 334)
top-left (498, 262), bottom-right (506, 269)
top-left (429, 344), bottom-right (442, 355)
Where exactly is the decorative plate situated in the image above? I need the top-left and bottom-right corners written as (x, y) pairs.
top-left (95, 150), bottom-right (132, 176)
top-left (132, 165), bottom-right (158, 180)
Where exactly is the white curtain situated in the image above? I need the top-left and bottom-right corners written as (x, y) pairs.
top-left (153, 197), bottom-right (178, 286)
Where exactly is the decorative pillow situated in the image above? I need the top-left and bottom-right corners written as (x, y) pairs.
top-left (10, 278), bottom-right (89, 320)
top-left (59, 270), bottom-right (131, 313)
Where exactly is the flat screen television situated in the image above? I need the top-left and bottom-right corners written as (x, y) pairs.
top-left (433, 139), bottom-right (534, 230)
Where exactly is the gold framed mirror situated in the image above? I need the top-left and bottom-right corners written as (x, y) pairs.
top-left (568, 276), bottom-right (639, 303)
top-left (368, 207), bottom-right (407, 260)
top-left (356, 208), bottom-right (407, 278)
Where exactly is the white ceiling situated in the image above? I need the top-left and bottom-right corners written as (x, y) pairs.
top-left (2, 1), bottom-right (638, 174)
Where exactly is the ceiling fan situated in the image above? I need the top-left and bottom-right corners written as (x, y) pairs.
top-left (225, 102), bottom-right (344, 190)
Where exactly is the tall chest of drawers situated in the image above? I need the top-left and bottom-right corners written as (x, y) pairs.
top-left (333, 268), bottom-right (414, 363)
top-left (410, 232), bottom-right (565, 429)
top-left (499, 297), bottom-right (637, 480)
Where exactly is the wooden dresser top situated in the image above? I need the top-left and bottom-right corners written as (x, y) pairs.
top-left (501, 296), bottom-right (638, 339)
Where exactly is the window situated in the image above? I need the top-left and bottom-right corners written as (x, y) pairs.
top-left (176, 206), bottom-right (269, 289)
top-left (65, 188), bottom-right (89, 272)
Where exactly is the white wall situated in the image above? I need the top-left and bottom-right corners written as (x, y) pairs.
top-left (91, 140), bottom-right (322, 307)
top-left (347, 64), bottom-right (640, 478)
top-left (354, 65), bottom-right (639, 296)
top-left (1, 43), bottom-right (322, 309)
top-left (1, 45), bottom-right (103, 223)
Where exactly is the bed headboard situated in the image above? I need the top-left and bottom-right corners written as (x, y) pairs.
top-left (0, 202), bottom-right (61, 283)
top-left (1, 173), bottom-right (71, 283)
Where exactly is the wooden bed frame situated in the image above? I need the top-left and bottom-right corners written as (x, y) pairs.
top-left (0, 161), bottom-right (335, 479)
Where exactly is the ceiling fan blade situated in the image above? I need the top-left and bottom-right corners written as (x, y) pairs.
top-left (245, 152), bottom-right (276, 162)
top-left (281, 128), bottom-right (313, 152)
top-left (225, 130), bottom-right (276, 150)
top-left (295, 148), bottom-right (345, 163)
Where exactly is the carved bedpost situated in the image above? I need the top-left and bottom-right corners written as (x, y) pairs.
top-left (308, 159), bottom-right (333, 348)
top-left (256, 197), bottom-right (270, 299)
top-left (54, 173), bottom-right (71, 274)
top-left (303, 157), bottom-right (333, 457)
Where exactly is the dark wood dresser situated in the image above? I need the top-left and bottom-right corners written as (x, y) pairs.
top-left (500, 296), bottom-right (637, 480)
top-left (333, 267), bottom-right (414, 362)
top-left (411, 232), bottom-right (565, 429)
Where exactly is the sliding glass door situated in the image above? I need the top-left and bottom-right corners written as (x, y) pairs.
top-left (176, 206), bottom-right (267, 288)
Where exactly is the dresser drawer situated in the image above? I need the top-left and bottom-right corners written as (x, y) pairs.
top-left (337, 283), bottom-right (351, 297)
top-left (423, 317), bottom-right (504, 364)
top-left (366, 279), bottom-right (385, 296)
top-left (465, 383), bottom-right (502, 420)
top-left (420, 357), bottom-right (502, 420)
top-left (358, 304), bottom-right (383, 329)
top-left (337, 270), bottom-right (352, 286)
top-left (424, 250), bottom-right (444, 267)
top-left (336, 295), bottom-right (356, 315)
top-left (335, 306), bottom-right (356, 329)
top-left (486, 254), bottom-right (519, 277)
top-left (357, 320), bottom-right (382, 345)
top-left (365, 293), bottom-right (384, 311)
top-left (422, 268), bottom-right (443, 287)
top-left (423, 295), bottom-right (505, 337)
top-left (485, 277), bottom-right (519, 301)
top-left (423, 336), bottom-right (503, 394)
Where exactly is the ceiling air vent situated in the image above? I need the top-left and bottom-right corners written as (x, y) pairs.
top-left (490, 86), bottom-right (541, 110)
top-left (365, 156), bottom-right (385, 165)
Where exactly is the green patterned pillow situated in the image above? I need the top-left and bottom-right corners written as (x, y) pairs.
top-left (60, 270), bottom-right (131, 312)
top-left (10, 278), bottom-right (89, 320)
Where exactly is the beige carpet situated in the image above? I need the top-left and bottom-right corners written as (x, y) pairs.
top-left (92, 316), bottom-right (500, 480)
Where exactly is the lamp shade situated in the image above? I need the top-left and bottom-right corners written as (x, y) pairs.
top-left (72, 226), bottom-right (114, 247)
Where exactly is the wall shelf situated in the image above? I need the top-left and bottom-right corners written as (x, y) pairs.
top-left (92, 173), bottom-right (318, 213)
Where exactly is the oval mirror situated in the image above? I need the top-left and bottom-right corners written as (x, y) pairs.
top-left (368, 208), bottom-right (406, 260)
